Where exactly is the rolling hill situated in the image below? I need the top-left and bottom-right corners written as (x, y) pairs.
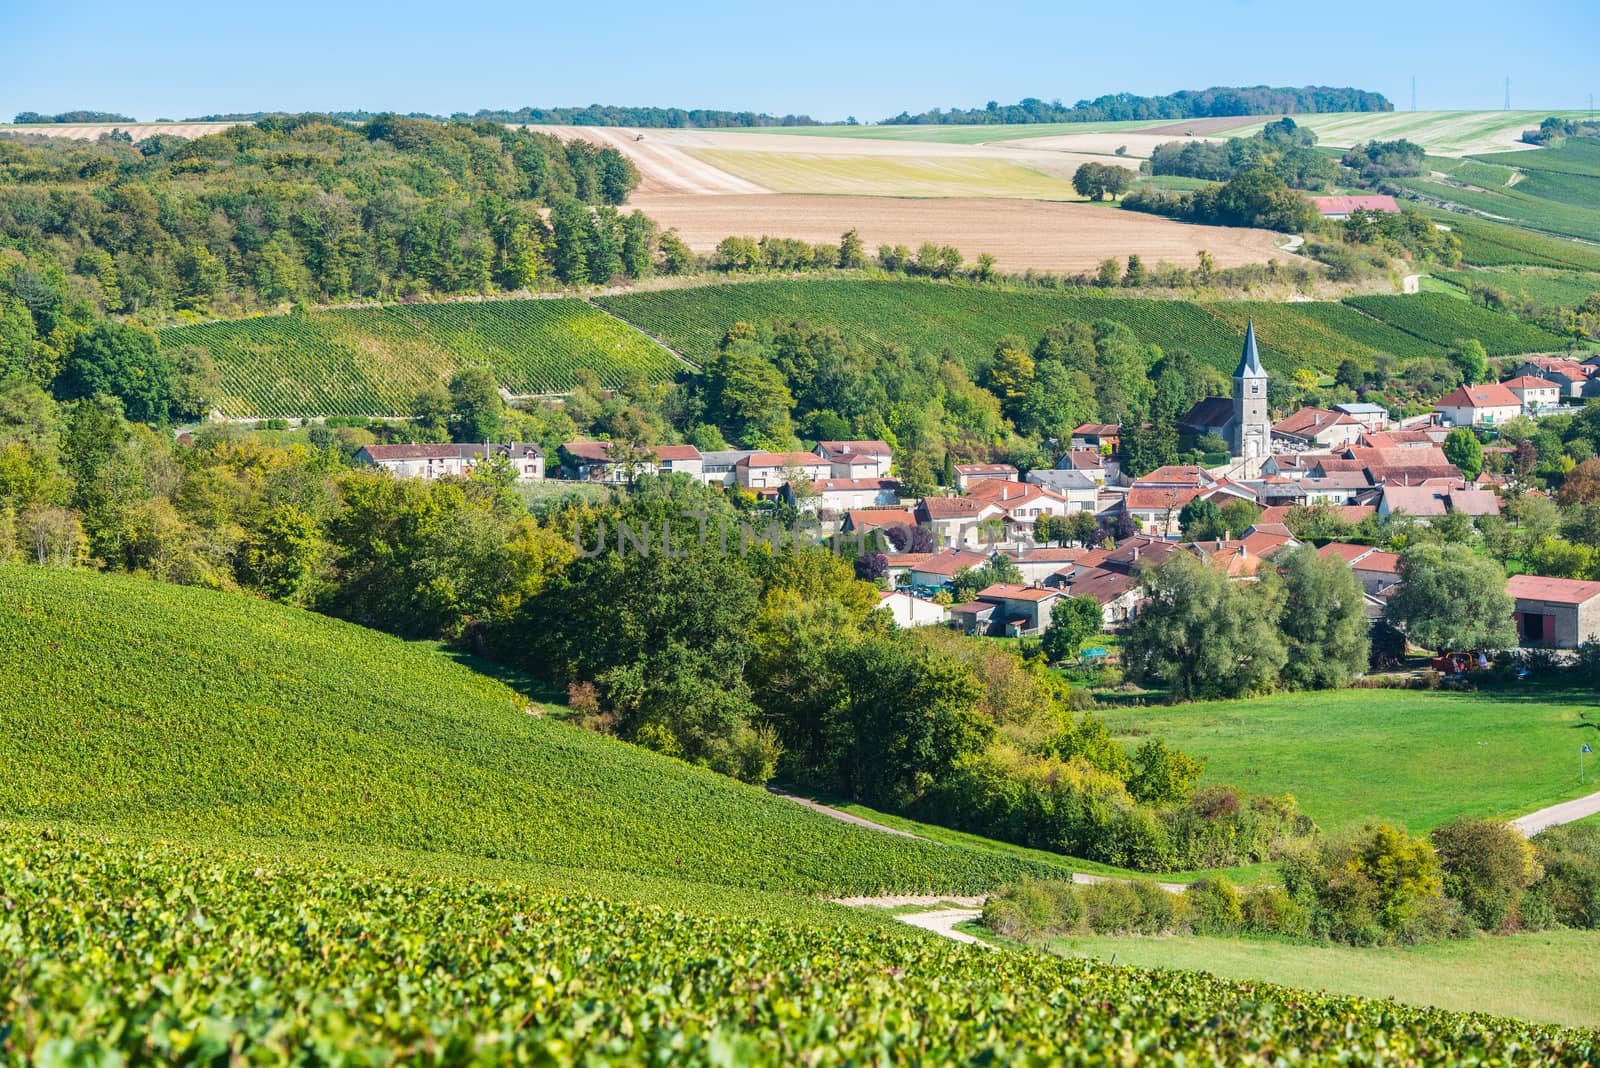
top-left (0, 565), bottom-right (1044, 900)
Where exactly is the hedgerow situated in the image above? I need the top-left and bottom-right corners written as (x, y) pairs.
top-left (5, 827), bottom-right (1597, 1066)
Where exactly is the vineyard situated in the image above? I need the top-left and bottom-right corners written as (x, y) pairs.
top-left (0, 565), bottom-right (1050, 898)
top-left (1434, 267), bottom-right (1600, 309)
top-left (1345, 293), bottom-right (1567, 355)
top-left (158, 299), bottom-right (686, 419)
top-left (1431, 211), bottom-right (1600, 271)
top-left (599, 278), bottom-right (1561, 376)
top-left (7, 826), bottom-right (1597, 1065)
top-left (1401, 139), bottom-right (1600, 245)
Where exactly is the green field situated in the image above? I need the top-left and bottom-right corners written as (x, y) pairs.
top-left (1401, 138), bottom-right (1600, 244)
top-left (0, 565), bottom-right (1049, 900)
top-left (1044, 928), bottom-right (1600, 1029)
top-left (687, 149), bottom-right (1081, 198)
top-left (1345, 292), bottom-right (1566, 354)
top-left (1435, 266), bottom-right (1600, 308)
top-left (597, 278), bottom-right (1572, 375)
top-left (14, 828), bottom-right (1594, 1065)
top-left (1428, 210), bottom-right (1600, 271)
top-left (1102, 688), bottom-right (1600, 834)
top-left (722, 118), bottom-right (1180, 144)
top-left (1227, 111), bottom-right (1586, 157)
top-left (159, 299), bottom-right (686, 418)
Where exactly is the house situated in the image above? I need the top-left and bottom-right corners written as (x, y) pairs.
top-left (804, 477), bottom-right (902, 512)
top-left (967, 480), bottom-right (1081, 535)
top-left (1025, 467), bottom-right (1101, 507)
top-left (560, 441), bottom-right (702, 482)
top-left (1070, 423), bottom-right (1120, 451)
top-left (816, 440), bottom-right (893, 478)
top-left (1514, 357), bottom-right (1596, 399)
top-left (1308, 194), bottom-right (1401, 219)
top-left (948, 600), bottom-right (997, 634)
top-left (1378, 485), bottom-right (1501, 521)
top-left (1434, 383), bottom-right (1522, 427)
top-left (915, 496), bottom-right (1006, 549)
top-left (357, 442), bottom-right (544, 482)
top-left (1049, 564), bottom-right (1142, 627)
top-left (876, 590), bottom-right (950, 628)
top-left (1295, 472), bottom-right (1376, 506)
top-left (698, 449), bottom-right (756, 487)
top-left (970, 583), bottom-right (1063, 637)
top-left (1358, 428), bottom-right (1445, 449)
top-left (1120, 479), bottom-right (1254, 537)
top-left (1137, 465), bottom-right (1215, 488)
top-left (1006, 546), bottom-right (1099, 585)
top-left (1262, 453), bottom-right (1333, 481)
top-left (904, 548), bottom-right (991, 588)
top-left (1054, 449), bottom-right (1111, 484)
top-left (1177, 395), bottom-right (1237, 443)
top-left (1334, 402), bottom-right (1390, 432)
top-left (1272, 407), bottom-right (1364, 450)
top-left (1507, 574), bottom-right (1600, 649)
top-left (1183, 536), bottom-right (1286, 578)
top-left (736, 451), bottom-right (832, 490)
top-left (954, 463), bottom-right (1019, 489)
top-left (1100, 534), bottom-right (1185, 575)
top-left (1318, 542), bottom-right (1403, 596)
top-left (1502, 375), bottom-right (1563, 413)
top-left (841, 508), bottom-right (917, 537)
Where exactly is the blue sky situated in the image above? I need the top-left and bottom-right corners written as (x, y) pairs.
top-left (6, 0), bottom-right (1597, 121)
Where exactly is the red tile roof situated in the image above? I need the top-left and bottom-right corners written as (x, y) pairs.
top-left (817, 439), bottom-right (892, 456)
top-left (1506, 574), bottom-right (1600, 605)
top-left (843, 508), bottom-right (916, 531)
top-left (813, 477), bottom-right (900, 492)
top-left (955, 463), bottom-right (1018, 476)
top-left (1273, 407), bottom-right (1357, 437)
top-left (918, 496), bottom-right (999, 520)
top-left (739, 451), bottom-right (830, 468)
top-left (1503, 375), bottom-right (1562, 391)
top-left (1139, 465), bottom-right (1209, 485)
top-left (978, 582), bottom-right (1061, 603)
top-left (910, 549), bottom-right (991, 576)
top-left (1436, 383), bottom-right (1520, 409)
top-left (1125, 486), bottom-right (1208, 511)
top-left (1319, 542), bottom-right (1375, 563)
top-left (1309, 194), bottom-right (1400, 215)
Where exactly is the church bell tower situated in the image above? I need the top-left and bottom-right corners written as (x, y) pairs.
top-left (1232, 319), bottom-right (1269, 460)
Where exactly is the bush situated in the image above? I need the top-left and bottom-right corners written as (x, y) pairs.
top-left (982, 880), bottom-right (1059, 941)
top-left (1430, 818), bottom-right (1541, 932)
top-left (1082, 880), bottom-right (1147, 934)
top-left (1130, 880), bottom-right (1184, 933)
top-left (1241, 884), bottom-right (1309, 938)
top-left (1530, 821), bottom-right (1600, 929)
top-left (1282, 823), bottom-right (1448, 946)
top-left (1186, 877), bottom-right (1243, 935)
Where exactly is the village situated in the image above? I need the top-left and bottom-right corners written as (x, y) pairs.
top-left (350, 323), bottom-right (1600, 654)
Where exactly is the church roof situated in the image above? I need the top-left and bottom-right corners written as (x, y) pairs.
top-left (1234, 320), bottom-right (1266, 380)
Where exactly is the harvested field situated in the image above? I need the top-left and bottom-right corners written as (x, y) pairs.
top-left (1141, 116), bottom-right (1268, 136)
top-left (718, 120), bottom-right (1173, 144)
top-left (686, 151), bottom-right (1093, 199)
top-left (1220, 111), bottom-right (1590, 157)
top-left (994, 132), bottom-right (1221, 159)
top-left (629, 193), bottom-right (1296, 273)
top-left (0, 122), bottom-right (238, 141)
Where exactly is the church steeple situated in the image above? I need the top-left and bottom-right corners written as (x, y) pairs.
top-left (1234, 318), bottom-right (1266, 380)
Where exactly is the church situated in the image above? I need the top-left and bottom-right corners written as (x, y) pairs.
top-left (1177, 320), bottom-right (1271, 460)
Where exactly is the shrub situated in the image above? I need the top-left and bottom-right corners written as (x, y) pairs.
top-left (1282, 823), bottom-right (1448, 945)
top-left (1241, 884), bottom-right (1309, 938)
top-left (1082, 880), bottom-right (1147, 934)
top-left (982, 880), bottom-right (1058, 941)
top-left (1530, 821), bottom-right (1600, 929)
top-left (1430, 818), bottom-right (1541, 931)
top-left (1129, 880), bottom-right (1184, 933)
top-left (1187, 877), bottom-right (1244, 935)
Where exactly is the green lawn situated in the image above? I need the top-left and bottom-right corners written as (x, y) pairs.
top-left (1102, 688), bottom-right (1600, 833)
top-left (1038, 929), bottom-right (1600, 1029)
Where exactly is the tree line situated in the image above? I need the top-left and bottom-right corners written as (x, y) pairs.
top-left (879, 86), bottom-right (1392, 126)
top-left (12, 111), bottom-right (136, 124)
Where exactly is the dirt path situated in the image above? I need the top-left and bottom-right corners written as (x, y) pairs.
top-left (1511, 788), bottom-right (1600, 836)
top-left (896, 908), bottom-right (989, 945)
top-left (768, 788), bottom-right (924, 838)
top-left (1403, 273), bottom-right (1422, 294)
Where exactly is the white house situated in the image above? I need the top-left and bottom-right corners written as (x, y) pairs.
top-left (1334, 402), bottom-right (1390, 432)
top-left (876, 590), bottom-right (950, 628)
top-left (954, 463), bottom-right (1019, 489)
top-left (559, 441), bottom-right (701, 482)
top-left (1434, 383), bottom-right (1522, 427)
top-left (1271, 407), bottom-right (1364, 450)
top-left (736, 451), bottom-right (833, 490)
top-left (914, 497), bottom-right (1007, 549)
top-left (1024, 468), bottom-right (1101, 509)
top-left (805, 477), bottom-right (902, 512)
top-left (1502, 375), bottom-right (1562, 413)
top-left (816, 440), bottom-right (893, 479)
top-left (358, 442), bottom-right (544, 482)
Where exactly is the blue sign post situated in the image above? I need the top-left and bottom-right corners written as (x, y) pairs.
top-left (1585, 743), bottom-right (1593, 785)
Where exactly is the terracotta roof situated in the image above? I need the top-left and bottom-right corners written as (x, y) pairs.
top-left (1522, 356), bottom-right (1593, 378)
top-left (739, 451), bottom-right (829, 468)
top-left (910, 549), bottom-right (991, 576)
top-left (843, 508), bottom-right (916, 531)
top-left (813, 477), bottom-right (901, 492)
top-left (1319, 542), bottom-right (1376, 563)
top-left (830, 454), bottom-right (882, 467)
top-left (918, 496), bottom-right (998, 520)
top-left (1381, 486), bottom-right (1500, 518)
top-left (364, 442), bottom-right (542, 461)
top-left (1506, 574), bottom-right (1600, 606)
top-left (1102, 536), bottom-right (1184, 572)
top-left (978, 582), bottom-right (1060, 603)
top-left (817, 439), bottom-right (892, 456)
top-left (1366, 464), bottom-right (1464, 485)
top-left (1139, 465), bottom-right (1209, 485)
top-left (1073, 423), bottom-right (1120, 436)
top-left (1240, 530), bottom-right (1296, 557)
top-left (1011, 547), bottom-right (1093, 563)
top-left (1058, 566), bottom-right (1138, 604)
top-left (1058, 449), bottom-right (1104, 469)
top-left (561, 441), bottom-right (697, 462)
top-left (1125, 486), bottom-right (1208, 511)
top-left (1342, 446), bottom-right (1450, 469)
top-left (654, 445), bottom-right (703, 461)
top-left (954, 463), bottom-right (1018, 476)
top-left (949, 600), bottom-right (996, 615)
top-left (1502, 375), bottom-right (1562, 390)
top-left (1309, 194), bottom-right (1400, 214)
top-left (1354, 550), bottom-right (1401, 574)
top-left (1436, 383), bottom-right (1520, 409)
top-left (1273, 407), bottom-right (1357, 437)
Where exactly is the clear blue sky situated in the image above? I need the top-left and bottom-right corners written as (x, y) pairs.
top-left (6, 0), bottom-right (1597, 122)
